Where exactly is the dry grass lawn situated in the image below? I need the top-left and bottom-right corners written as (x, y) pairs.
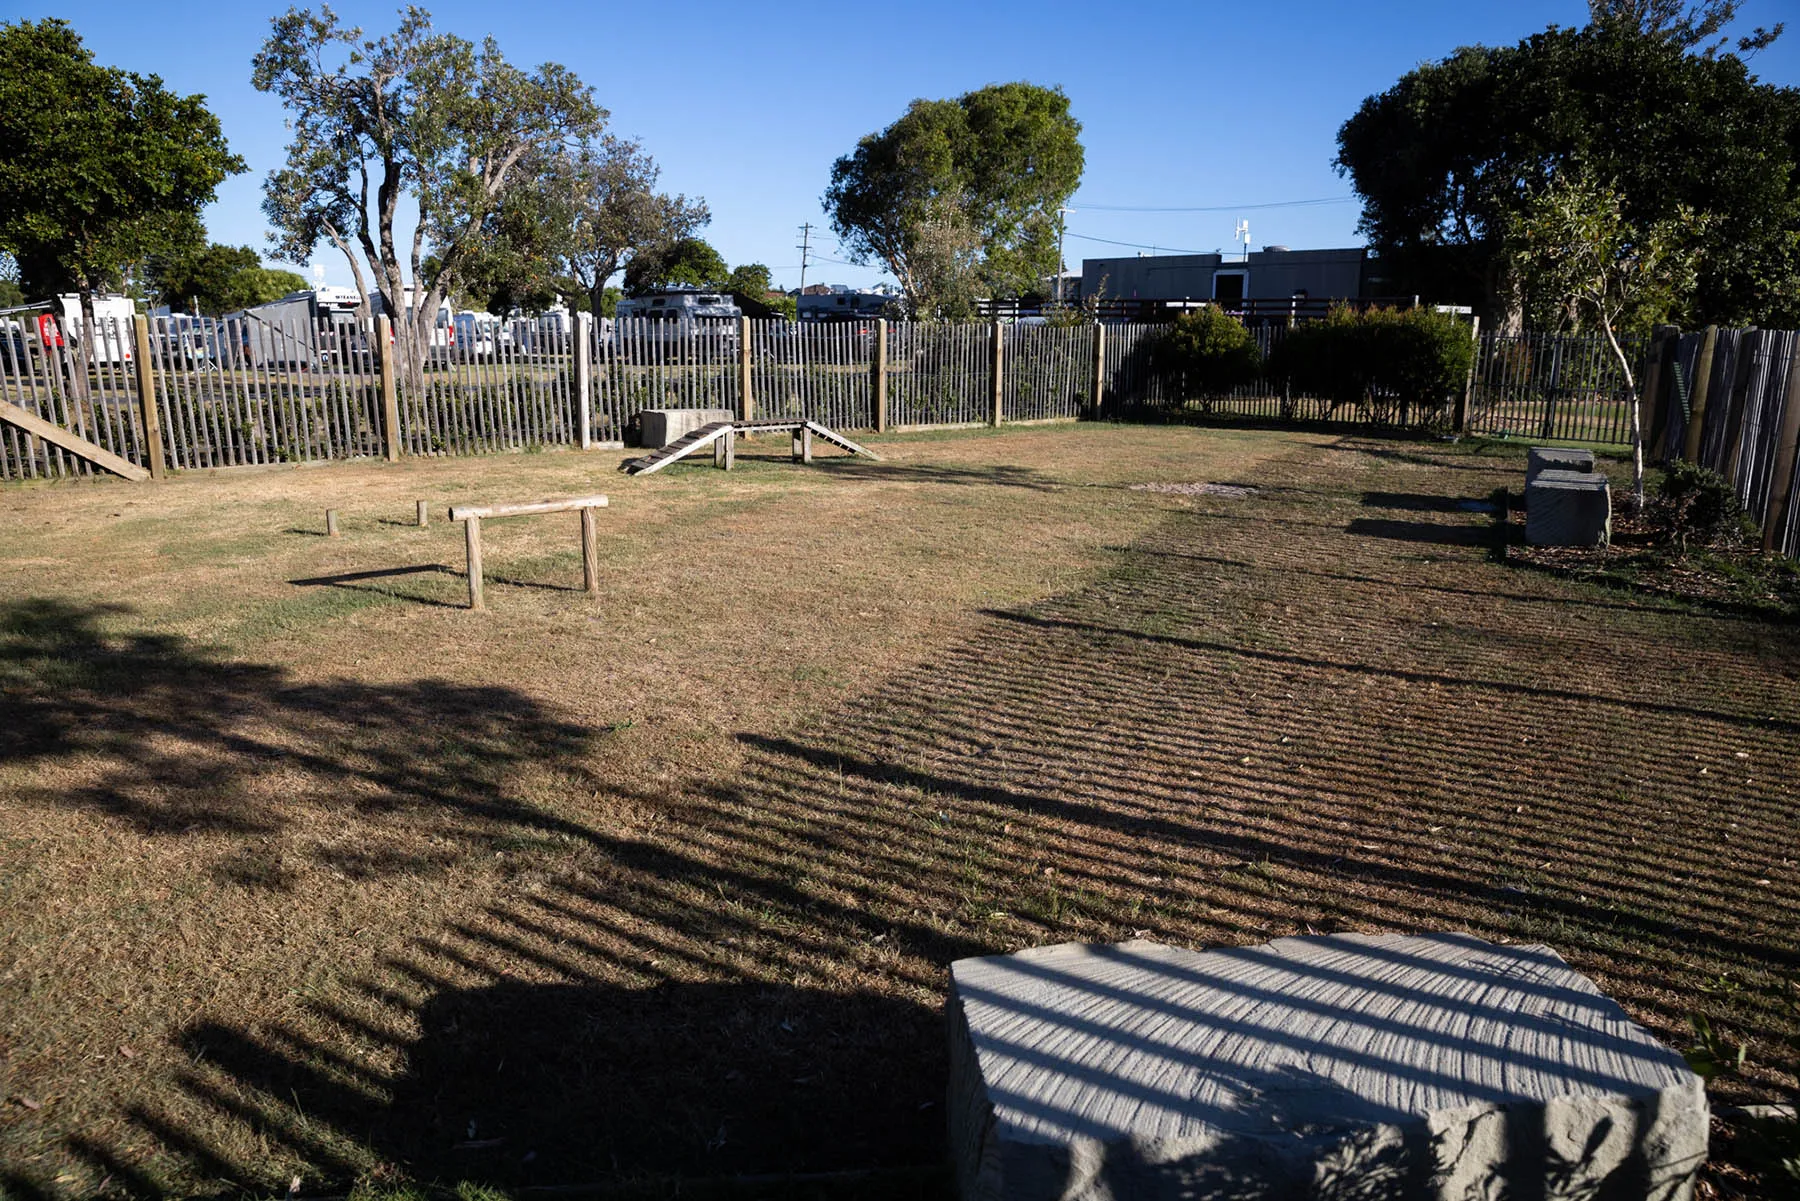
top-left (0, 425), bottom-right (1796, 1199)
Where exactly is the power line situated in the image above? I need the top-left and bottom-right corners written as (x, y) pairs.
top-left (1073, 196), bottom-right (1357, 213)
top-left (1065, 231), bottom-right (1215, 254)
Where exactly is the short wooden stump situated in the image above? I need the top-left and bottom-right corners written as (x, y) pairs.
top-left (948, 932), bottom-right (1705, 1200)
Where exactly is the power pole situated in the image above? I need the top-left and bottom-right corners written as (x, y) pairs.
top-left (797, 223), bottom-right (814, 295)
top-left (1056, 207), bottom-right (1074, 307)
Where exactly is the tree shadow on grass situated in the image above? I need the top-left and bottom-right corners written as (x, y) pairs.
top-left (0, 595), bottom-right (594, 858)
top-left (12, 437), bottom-right (1800, 1198)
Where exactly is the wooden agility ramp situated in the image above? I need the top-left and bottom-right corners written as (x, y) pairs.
top-left (621, 419), bottom-right (880, 477)
top-left (0, 400), bottom-right (150, 481)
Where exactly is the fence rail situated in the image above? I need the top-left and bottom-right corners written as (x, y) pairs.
top-left (7, 311), bottom-right (1796, 559)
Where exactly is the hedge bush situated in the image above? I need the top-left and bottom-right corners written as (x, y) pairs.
top-left (1268, 305), bottom-right (1474, 422)
top-left (1153, 306), bottom-right (1262, 407)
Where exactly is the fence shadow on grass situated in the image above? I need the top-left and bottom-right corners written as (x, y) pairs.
top-left (11, 437), bottom-right (1800, 1198)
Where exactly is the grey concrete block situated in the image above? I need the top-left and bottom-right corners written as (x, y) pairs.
top-left (1527, 471), bottom-right (1612, 547)
top-left (1527, 446), bottom-right (1597, 485)
top-left (639, 408), bottom-right (736, 449)
top-left (948, 933), bottom-right (1704, 1201)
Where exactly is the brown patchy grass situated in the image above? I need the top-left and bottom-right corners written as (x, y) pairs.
top-left (1, 426), bottom-right (1797, 1200)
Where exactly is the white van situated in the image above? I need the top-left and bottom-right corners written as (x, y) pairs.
top-left (55, 294), bottom-right (137, 364)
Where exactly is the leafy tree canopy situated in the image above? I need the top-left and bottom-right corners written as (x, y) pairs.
top-left (148, 242), bottom-right (307, 314)
top-left (824, 82), bottom-right (1083, 319)
top-left (622, 237), bottom-right (729, 293)
top-left (1336, 15), bottom-right (1800, 327)
top-left (1587, 0), bottom-right (1782, 56)
top-left (253, 6), bottom-right (604, 388)
top-left (0, 19), bottom-right (244, 303)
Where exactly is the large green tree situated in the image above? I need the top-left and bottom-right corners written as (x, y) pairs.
top-left (824, 82), bottom-right (1083, 319)
top-left (0, 19), bottom-right (244, 309)
top-left (622, 237), bottom-right (729, 293)
top-left (1336, 15), bottom-right (1800, 328)
top-left (253, 7), bottom-right (603, 391)
top-left (147, 242), bottom-right (307, 313)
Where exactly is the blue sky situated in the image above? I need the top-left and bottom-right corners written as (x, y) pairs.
top-left (16, 0), bottom-right (1800, 295)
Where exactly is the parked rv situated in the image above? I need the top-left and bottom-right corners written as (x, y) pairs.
top-left (54, 294), bottom-right (137, 363)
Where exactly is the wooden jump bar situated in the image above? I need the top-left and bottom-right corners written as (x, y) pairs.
top-left (448, 494), bottom-right (610, 522)
top-left (0, 399), bottom-right (151, 482)
top-left (623, 419), bottom-right (880, 477)
top-left (446, 494), bottom-right (609, 610)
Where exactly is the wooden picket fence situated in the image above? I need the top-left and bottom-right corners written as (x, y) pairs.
top-left (1645, 324), bottom-right (1800, 558)
top-left (0, 315), bottom-right (1107, 482)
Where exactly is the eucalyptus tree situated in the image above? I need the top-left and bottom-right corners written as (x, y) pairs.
top-left (253, 7), bottom-right (603, 390)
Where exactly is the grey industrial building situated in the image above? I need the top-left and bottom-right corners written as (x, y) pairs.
top-left (1079, 247), bottom-right (1372, 305)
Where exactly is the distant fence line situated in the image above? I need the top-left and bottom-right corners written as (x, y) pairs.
top-left (5, 313), bottom-right (1795, 557)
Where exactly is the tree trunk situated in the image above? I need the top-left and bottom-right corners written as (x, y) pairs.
top-left (1601, 320), bottom-right (1645, 513)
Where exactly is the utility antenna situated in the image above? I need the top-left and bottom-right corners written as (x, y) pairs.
top-left (1235, 219), bottom-right (1251, 261)
top-left (1055, 207), bottom-right (1074, 306)
top-left (797, 223), bottom-right (814, 294)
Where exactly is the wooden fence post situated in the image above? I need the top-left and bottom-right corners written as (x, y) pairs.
top-left (1681, 324), bottom-right (1718, 463)
top-left (130, 315), bottom-right (166, 479)
top-left (377, 315), bottom-right (401, 461)
top-left (1640, 324), bottom-right (1676, 460)
top-left (874, 318), bottom-right (888, 432)
top-left (580, 507), bottom-right (600, 594)
top-left (990, 320), bottom-right (1004, 427)
top-left (1455, 315), bottom-right (1480, 434)
top-left (738, 316), bottom-right (754, 422)
top-left (1761, 346), bottom-right (1800, 554)
top-left (1091, 322), bottom-right (1107, 419)
top-left (463, 515), bottom-right (485, 610)
top-left (575, 311), bottom-right (593, 450)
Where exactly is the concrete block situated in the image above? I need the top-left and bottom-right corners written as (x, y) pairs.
top-left (1526, 470), bottom-right (1612, 547)
top-left (948, 933), bottom-right (1704, 1201)
top-left (1527, 446), bottom-right (1597, 486)
top-left (639, 407), bottom-right (735, 449)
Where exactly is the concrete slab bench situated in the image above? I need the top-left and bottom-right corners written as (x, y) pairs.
top-left (1526, 469), bottom-right (1612, 547)
top-left (948, 933), bottom-right (1704, 1201)
top-left (1527, 446), bottom-right (1597, 486)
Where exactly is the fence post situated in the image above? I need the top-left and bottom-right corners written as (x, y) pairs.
top-left (738, 316), bottom-right (754, 422)
top-left (990, 320), bottom-right (1004, 427)
top-left (1681, 324), bottom-right (1718, 463)
top-left (575, 311), bottom-right (593, 450)
top-left (1091, 322), bottom-right (1107, 419)
top-left (1648, 324), bottom-right (1677, 460)
top-left (874, 318), bottom-right (888, 432)
top-left (1761, 346), bottom-right (1800, 554)
top-left (1455, 315), bottom-right (1480, 434)
top-left (130, 315), bottom-right (166, 479)
top-left (377, 315), bottom-right (401, 461)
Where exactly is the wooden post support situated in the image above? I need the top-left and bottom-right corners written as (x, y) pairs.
top-left (874, 318), bottom-right (889, 433)
top-left (1682, 324), bottom-right (1718, 463)
top-left (326, 509), bottom-right (340, 537)
top-left (575, 311), bottom-right (594, 450)
top-left (463, 515), bottom-right (485, 610)
top-left (377, 315), bottom-right (401, 461)
top-left (1761, 347), bottom-right (1800, 554)
top-left (723, 427), bottom-right (735, 471)
top-left (580, 507), bottom-right (600, 594)
top-left (1641, 324), bottom-right (1676, 460)
top-left (801, 424), bottom-right (813, 464)
top-left (990, 320), bottom-right (1005, 427)
top-left (130, 315), bottom-right (166, 479)
top-left (738, 316), bottom-right (754, 422)
top-left (1091, 322), bottom-right (1107, 419)
top-left (416, 499), bottom-right (429, 527)
top-left (1455, 315), bottom-right (1480, 435)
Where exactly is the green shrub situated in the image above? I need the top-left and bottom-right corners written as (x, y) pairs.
top-left (1267, 304), bottom-right (1473, 423)
top-left (1656, 460), bottom-right (1754, 549)
top-left (1153, 306), bottom-right (1261, 408)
